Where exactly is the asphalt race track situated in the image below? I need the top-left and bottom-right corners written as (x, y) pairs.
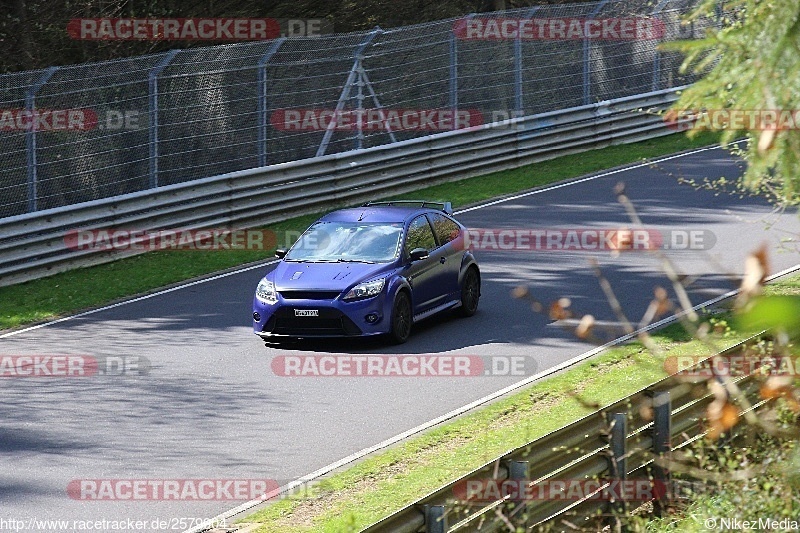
top-left (2, 145), bottom-right (799, 530)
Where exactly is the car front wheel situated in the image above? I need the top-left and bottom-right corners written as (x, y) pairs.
top-left (457, 267), bottom-right (480, 317)
top-left (389, 291), bottom-right (412, 344)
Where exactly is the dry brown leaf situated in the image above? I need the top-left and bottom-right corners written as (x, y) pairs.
top-left (511, 286), bottom-right (529, 299)
top-left (575, 314), bottom-right (595, 339)
top-left (549, 301), bottom-right (572, 320)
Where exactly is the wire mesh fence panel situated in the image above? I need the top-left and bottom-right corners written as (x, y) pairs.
top-left (0, 71), bottom-right (41, 218)
top-left (0, 0), bottom-right (714, 219)
top-left (32, 55), bottom-right (158, 211)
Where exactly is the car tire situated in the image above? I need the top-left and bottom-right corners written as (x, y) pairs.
top-left (457, 267), bottom-right (480, 317)
top-left (389, 291), bottom-right (412, 344)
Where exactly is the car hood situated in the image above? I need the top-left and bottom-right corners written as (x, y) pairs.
top-left (270, 261), bottom-right (394, 291)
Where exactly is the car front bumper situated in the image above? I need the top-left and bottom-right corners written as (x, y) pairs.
top-left (252, 292), bottom-right (390, 338)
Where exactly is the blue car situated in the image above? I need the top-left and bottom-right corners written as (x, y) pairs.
top-left (252, 201), bottom-right (480, 344)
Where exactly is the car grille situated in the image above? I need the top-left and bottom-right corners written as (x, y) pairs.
top-left (263, 308), bottom-right (362, 336)
top-left (278, 291), bottom-right (341, 300)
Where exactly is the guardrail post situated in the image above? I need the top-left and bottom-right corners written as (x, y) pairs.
top-left (25, 66), bottom-right (58, 213)
top-left (607, 413), bottom-right (627, 478)
top-left (651, 390), bottom-right (671, 516)
top-left (148, 49), bottom-right (179, 189)
top-left (606, 412), bottom-right (627, 524)
top-left (424, 504), bottom-right (447, 533)
top-left (507, 460), bottom-right (530, 526)
top-left (583, 0), bottom-right (610, 105)
top-left (257, 38), bottom-right (286, 167)
top-left (508, 459), bottom-right (529, 481)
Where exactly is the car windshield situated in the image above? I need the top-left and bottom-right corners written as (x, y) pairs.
top-left (285, 221), bottom-right (403, 263)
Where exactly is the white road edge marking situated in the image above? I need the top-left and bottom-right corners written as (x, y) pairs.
top-left (186, 262), bottom-right (800, 532)
top-left (1, 141), bottom-right (730, 341)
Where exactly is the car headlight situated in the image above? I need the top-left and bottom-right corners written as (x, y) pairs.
top-left (343, 278), bottom-right (386, 301)
top-left (255, 278), bottom-right (278, 304)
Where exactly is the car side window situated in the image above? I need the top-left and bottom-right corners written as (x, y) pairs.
top-left (428, 213), bottom-right (461, 246)
top-left (404, 215), bottom-right (437, 256)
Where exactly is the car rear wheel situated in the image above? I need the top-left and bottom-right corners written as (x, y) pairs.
top-left (389, 291), bottom-right (412, 344)
top-left (457, 267), bottom-right (480, 317)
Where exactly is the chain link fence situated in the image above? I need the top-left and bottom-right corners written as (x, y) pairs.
top-left (0, 0), bottom-right (714, 219)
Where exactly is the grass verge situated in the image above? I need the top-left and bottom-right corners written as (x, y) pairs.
top-left (0, 130), bottom-right (723, 331)
top-left (239, 274), bottom-right (799, 532)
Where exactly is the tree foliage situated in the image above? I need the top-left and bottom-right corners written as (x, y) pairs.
top-left (0, 0), bottom-right (582, 73)
top-left (666, 0), bottom-right (800, 206)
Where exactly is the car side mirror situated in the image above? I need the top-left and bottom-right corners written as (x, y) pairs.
top-left (275, 249), bottom-right (287, 259)
top-left (409, 248), bottom-right (429, 262)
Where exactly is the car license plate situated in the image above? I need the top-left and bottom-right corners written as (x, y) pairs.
top-left (294, 309), bottom-right (319, 317)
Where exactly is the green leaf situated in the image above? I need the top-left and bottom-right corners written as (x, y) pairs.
top-left (736, 295), bottom-right (800, 335)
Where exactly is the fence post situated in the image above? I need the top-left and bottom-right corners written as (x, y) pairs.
top-left (25, 66), bottom-right (58, 213)
top-left (513, 7), bottom-right (540, 118)
top-left (651, 0), bottom-right (672, 92)
top-left (257, 38), bottom-right (286, 167)
top-left (148, 49), bottom-right (179, 189)
top-left (583, 0), bottom-right (610, 105)
top-left (424, 504), bottom-right (447, 533)
top-left (514, 24), bottom-right (523, 116)
top-left (355, 51), bottom-right (367, 150)
top-left (651, 390), bottom-right (671, 516)
top-left (316, 28), bottom-right (381, 157)
top-left (450, 14), bottom-right (473, 116)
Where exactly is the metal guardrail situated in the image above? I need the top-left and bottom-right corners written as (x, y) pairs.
top-left (359, 337), bottom-right (767, 533)
top-left (0, 86), bottom-right (684, 287)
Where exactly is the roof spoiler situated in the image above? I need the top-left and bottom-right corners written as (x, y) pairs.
top-left (362, 200), bottom-right (453, 215)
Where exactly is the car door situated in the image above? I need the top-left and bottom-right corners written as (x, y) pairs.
top-left (403, 214), bottom-right (444, 314)
top-left (427, 213), bottom-right (463, 300)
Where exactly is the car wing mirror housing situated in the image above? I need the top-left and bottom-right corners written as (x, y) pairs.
top-left (409, 248), bottom-right (429, 261)
top-left (275, 249), bottom-right (287, 259)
